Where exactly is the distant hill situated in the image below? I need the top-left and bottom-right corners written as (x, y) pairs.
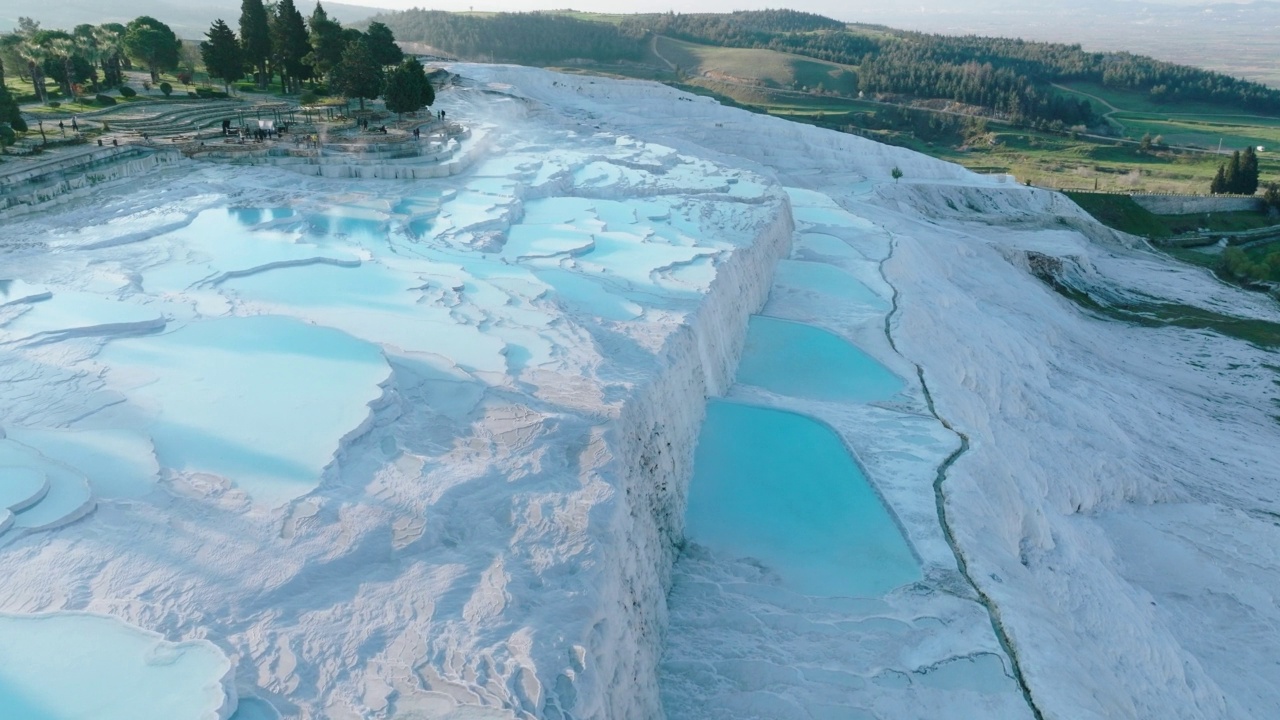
top-left (0, 0), bottom-right (387, 39)
top-left (370, 8), bottom-right (1280, 126)
top-left (837, 0), bottom-right (1280, 88)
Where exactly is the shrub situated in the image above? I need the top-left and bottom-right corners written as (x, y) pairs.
top-left (12, 117), bottom-right (27, 132)
top-left (119, 86), bottom-right (136, 98)
top-left (299, 90), bottom-right (319, 105)
top-left (95, 94), bottom-right (117, 106)
top-left (160, 82), bottom-right (172, 96)
top-left (1264, 182), bottom-right (1280, 211)
top-left (0, 124), bottom-right (15, 147)
top-left (48, 101), bottom-right (60, 108)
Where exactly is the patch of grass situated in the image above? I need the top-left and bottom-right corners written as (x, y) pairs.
top-left (548, 10), bottom-right (630, 25)
top-left (1161, 246), bottom-right (1222, 270)
top-left (1065, 192), bottom-right (1174, 237)
top-left (657, 37), bottom-right (857, 95)
top-left (1114, 115), bottom-right (1280, 151)
top-left (1065, 191), bottom-right (1276, 238)
top-left (1058, 81), bottom-right (1235, 117)
top-left (1043, 272), bottom-right (1280, 349)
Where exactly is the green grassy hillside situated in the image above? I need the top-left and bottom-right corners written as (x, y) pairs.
top-left (654, 37), bottom-right (857, 96)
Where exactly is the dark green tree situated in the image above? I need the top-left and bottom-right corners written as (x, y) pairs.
top-left (1224, 150), bottom-right (1244, 194)
top-left (201, 20), bottom-right (244, 92)
top-left (340, 28), bottom-right (364, 46)
top-left (0, 83), bottom-right (21, 128)
top-left (0, 35), bottom-right (23, 88)
top-left (1210, 164), bottom-right (1228, 195)
top-left (71, 24), bottom-right (102, 91)
top-left (1264, 182), bottom-right (1280, 211)
top-left (37, 32), bottom-right (92, 97)
top-left (383, 57), bottom-right (433, 118)
top-left (271, 0), bottom-right (311, 93)
top-left (365, 21), bottom-right (402, 67)
top-left (239, 0), bottom-right (272, 89)
top-left (1241, 146), bottom-right (1260, 195)
top-left (95, 24), bottom-right (127, 88)
top-left (124, 16), bottom-right (181, 82)
top-left (305, 2), bottom-right (346, 86)
top-left (333, 37), bottom-right (382, 110)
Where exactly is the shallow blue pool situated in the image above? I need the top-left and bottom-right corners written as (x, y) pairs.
top-left (230, 697), bottom-right (280, 720)
top-left (684, 401), bottom-right (920, 597)
top-left (736, 316), bottom-right (903, 402)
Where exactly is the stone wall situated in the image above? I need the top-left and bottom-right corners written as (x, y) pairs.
top-left (1131, 193), bottom-right (1263, 215)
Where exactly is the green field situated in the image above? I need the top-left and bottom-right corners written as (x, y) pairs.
top-left (1056, 81), bottom-right (1232, 117)
top-left (654, 37), bottom-right (858, 96)
top-left (1055, 81), bottom-right (1280, 150)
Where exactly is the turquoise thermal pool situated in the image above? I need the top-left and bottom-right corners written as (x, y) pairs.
top-left (684, 401), bottom-right (920, 597)
top-left (736, 316), bottom-right (904, 402)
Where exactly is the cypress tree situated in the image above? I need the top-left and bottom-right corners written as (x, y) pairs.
top-left (365, 21), bottom-right (403, 67)
top-left (1225, 150), bottom-right (1243, 194)
top-left (239, 0), bottom-right (271, 89)
top-left (333, 38), bottom-right (382, 110)
top-left (1241, 146), bottom-right (1260, 195)
top-left (306, 2), bottom-right (345, 87)
top-left (1210, 164), bottom-right (1227, 195)
top-left (271, 0), bottom-right (311, 93)
top-left (201, 20), bottom-right (243, 92)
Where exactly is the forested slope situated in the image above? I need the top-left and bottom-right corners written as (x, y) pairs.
top-left (372, 8), bottom-right (1280, 125)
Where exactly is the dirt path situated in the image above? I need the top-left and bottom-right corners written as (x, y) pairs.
top-left (651, 35), bottom-right (676, 71)
top-left (1052, 82), bottom-right (1126, 134)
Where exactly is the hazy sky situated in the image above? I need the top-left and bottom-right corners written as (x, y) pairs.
top-left (340, 0), bottom-right (872, 16)
top-left (331, 0), bottom-right (1256, 16)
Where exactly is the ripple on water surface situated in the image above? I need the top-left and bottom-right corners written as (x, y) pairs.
top-left (685, 401), bottom-right (920, 597)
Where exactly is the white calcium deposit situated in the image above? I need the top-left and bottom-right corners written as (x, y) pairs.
top-left (0, 63), bottom-right (1276, 720)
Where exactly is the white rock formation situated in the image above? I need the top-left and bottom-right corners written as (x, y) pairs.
top-left (0, 64), bottom-right (1274, 720)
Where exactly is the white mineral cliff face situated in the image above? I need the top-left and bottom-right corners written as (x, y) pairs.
top-left (1, 63), bottom-right (1277, 720)
top-left (0, 71), bottom-right (790, 719)
top-left (874, 187), bottom-right (1280, 719)
top-left (460, 65), bottom-right (1280, 719)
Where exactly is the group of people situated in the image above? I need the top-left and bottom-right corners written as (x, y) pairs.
top-left (220, 119), bottom-right (290, 143)
top-left (56, 117), bottom-right (81, 135)
top-left (356, 118), bottom-right (389, 134)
